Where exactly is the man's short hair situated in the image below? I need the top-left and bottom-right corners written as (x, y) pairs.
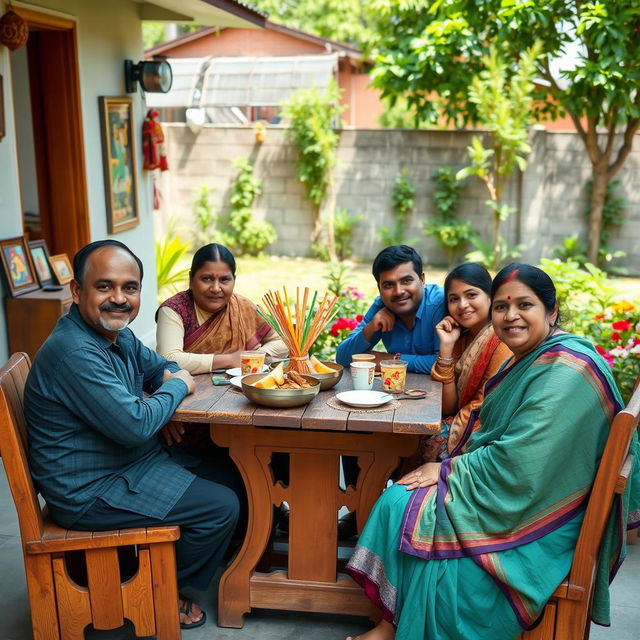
top-left (372, 245), bottom-right (423, 282)
top-left (73, 240), bottom-right (144, 286)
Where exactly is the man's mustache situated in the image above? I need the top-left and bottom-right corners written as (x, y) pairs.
top-left (391, 294), bottom-right (410, 303)
top-left (100, 303), bottom-right (132, 313)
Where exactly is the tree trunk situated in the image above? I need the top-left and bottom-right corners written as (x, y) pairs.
top-left (309, 204), bottom-right (323, 245)
top-left (325, 176), bottom-right (338, 263)
top-left (492, 204), bottom-right (501, 270)
top-left (587, 163), bottom-right (609, 264)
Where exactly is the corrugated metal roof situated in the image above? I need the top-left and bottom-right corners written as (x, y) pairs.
top-left (146, 53), bottom-right (338, 108)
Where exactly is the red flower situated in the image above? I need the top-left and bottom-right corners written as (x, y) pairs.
top-left (611, 332), bottom-right (620, 342)
top-left (594, 314), bottom-right (605, 321)
top-left (330, 316), bottom-right (359, 337)
top-left (595, 345), bottom-right (605, 355)
top-left (611, 320), bottom-right (631, 331)
top-left (356, 314), bottom-right (364, 322)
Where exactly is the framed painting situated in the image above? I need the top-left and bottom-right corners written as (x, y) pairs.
top-left (0, 236), bottom-right (40, 296)
top-left (49, 253), bottom-right (73, 285)
top-left (28, 239), bottom-right (63, 290)
top-left (99, 96), bottom-right (139, 233)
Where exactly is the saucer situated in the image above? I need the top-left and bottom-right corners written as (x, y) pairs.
top-left (229, 376), bottom-right (244, 389)
top-left (226, 365), bottom-right (268, 377)
top-left (335, 390), bottom-right (393, 408)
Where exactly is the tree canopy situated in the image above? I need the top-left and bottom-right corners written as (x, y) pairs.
top-left (367, 0), bottom-right (640, 262)
top-left (251, 0), bottom-right (375, 47)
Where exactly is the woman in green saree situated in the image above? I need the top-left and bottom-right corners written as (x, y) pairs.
top-left (346, 264), bottom-right (640, 640)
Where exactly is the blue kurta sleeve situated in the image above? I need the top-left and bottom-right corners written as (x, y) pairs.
top-left (134, 335), bottom-right (180, 391)
top-left (53, 345), bottom-right (188, 448)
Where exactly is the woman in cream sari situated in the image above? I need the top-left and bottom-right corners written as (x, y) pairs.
top-left (422, 263), bottom-right (511, 461)
top-left (157, 243), bottom-right (287, 373)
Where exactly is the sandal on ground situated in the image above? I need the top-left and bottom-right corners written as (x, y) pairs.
top-left (179, 596), bottom-right (207, 630)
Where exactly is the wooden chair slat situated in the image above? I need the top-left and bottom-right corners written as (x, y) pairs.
top-left (86, 548), bottom-right (125, 629)
top-left (52, 556), bottom-right (92, 640)
top-left (122, 548), bottom-right (157, 637)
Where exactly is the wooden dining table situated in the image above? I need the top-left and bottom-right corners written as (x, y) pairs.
top-left (173, 371), bottom-right (442, 628)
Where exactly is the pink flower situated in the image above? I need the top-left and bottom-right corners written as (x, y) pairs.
top-left (602, 352), bottom-right (615, 368)
top-left (611, 320), bottom-right (631, 331)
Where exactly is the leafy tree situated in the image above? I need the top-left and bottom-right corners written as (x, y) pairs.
top-left (456, 43), bottom-right (540, 268)
top-left (251, 0), bottom-right (375, 48)
top-left (368, 0), bottom-right (640, 263)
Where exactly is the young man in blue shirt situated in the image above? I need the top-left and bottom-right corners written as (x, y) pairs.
top-left (335, 246), bottom-right (445, 538)
top-left (336, 245), bottom-right (445, 374)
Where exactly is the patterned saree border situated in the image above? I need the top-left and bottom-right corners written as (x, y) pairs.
top-left (472, 552), bottom-right (540, 629)
top-left (533, 346), bottom-right (620, 419)
top-left (401, 457), bottom-right (590, 559)
top-left (346, 546), bottom-right (397, 625)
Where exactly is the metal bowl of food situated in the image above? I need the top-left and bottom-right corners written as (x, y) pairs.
top-left (241, 372), bottom-right (320, 408)
top-left (308, 361), bottom-right (343, 391)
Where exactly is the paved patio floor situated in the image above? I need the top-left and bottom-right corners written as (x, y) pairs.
top-left (1, 466), bottom-right (638, 639)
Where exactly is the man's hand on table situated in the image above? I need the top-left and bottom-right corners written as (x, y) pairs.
top-left (161, 420), bottom-right (186, 446)
top-left (397, 462), bottom-right (442, 491)
top-left (163, 368), bottom-right (195, 394)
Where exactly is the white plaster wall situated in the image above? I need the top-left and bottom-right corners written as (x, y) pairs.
top-left (0, 0), bottom-right (26, 364)
top-left (0, 0), bottom-right (160, 363)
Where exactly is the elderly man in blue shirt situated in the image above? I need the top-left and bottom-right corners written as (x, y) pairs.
top-left (336, 245), bottom-right (445, 373)
top-left (24, 240), bottom-right (238, 629)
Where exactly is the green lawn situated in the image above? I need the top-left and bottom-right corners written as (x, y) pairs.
top-left (160, 255), bottom-right (640, 307)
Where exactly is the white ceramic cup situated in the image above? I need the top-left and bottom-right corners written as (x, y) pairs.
top-left (350, 361), bottom-right (375, 390)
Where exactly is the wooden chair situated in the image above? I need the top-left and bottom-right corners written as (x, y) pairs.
top-left (519, 380), bottom-right (640, 640)
top-left (0, 353), bottom-right (182, 640)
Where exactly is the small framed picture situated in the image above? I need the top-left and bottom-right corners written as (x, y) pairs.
top-left (49, 253), bottom-right (74, 285)
top-left (99, 96), bottom-right (139, 234)
top-left (28, 239), bottom-right (62, 290)
top-left (0, 236), bottom-right (40, 296)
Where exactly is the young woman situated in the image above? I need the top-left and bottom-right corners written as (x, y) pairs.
top-left (423, 263), bottom-right (512, 461)
top-left (345, 263), bottom-right (640, 640)
top-left (156, 243), bottom-right (287, 373)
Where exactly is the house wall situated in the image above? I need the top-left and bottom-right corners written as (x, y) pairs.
top-left (0, 0), bottom-right (159, 364)
top-left (155, 27), bottom-right (382, 129)
top-left (156, 124), bottom-right (640, 274)
top-left (160, 27), bottom-right (327, 57)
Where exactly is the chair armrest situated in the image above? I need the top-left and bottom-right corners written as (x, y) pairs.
top-left (615, 454), bottom-right (632, 494)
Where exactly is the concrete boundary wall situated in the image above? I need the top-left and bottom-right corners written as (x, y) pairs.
top-left (156, 125), bottom-right (640, 274)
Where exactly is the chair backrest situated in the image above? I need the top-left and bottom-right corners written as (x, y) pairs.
top-left (568, 380), bottom-right (640, 602)
top-left (0, 353), bottom-right (45, 544)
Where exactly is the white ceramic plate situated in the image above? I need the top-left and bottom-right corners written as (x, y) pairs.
top-left (225, 365), bottom-right (268, 377)
top-left (229, 376), bottom-right (244, 389)
top-left (336, 390), bottom-right (393, 408)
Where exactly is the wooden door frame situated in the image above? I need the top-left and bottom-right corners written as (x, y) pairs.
top-left (13, 6), bottom-right (90, 258)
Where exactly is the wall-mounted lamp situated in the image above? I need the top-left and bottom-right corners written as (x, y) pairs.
top-left (124, 59), bottom-right (173, 94)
